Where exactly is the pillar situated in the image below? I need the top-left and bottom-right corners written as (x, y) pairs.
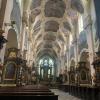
top-left (94, 0), bottom-right (100, 41)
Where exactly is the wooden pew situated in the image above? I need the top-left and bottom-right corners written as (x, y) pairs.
top-left (0, 85), bottom-right (58, 100)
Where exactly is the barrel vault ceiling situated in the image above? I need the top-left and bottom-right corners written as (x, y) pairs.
top-left (23, 0), bottom-right (84, 59)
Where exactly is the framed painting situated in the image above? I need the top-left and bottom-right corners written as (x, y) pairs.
top-left (3, 61), bottom-right (17, 80)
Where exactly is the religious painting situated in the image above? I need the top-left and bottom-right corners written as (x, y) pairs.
top-left (80, 70), bottom-right (87, 81)
top-left (4, 62), bottom-right (17, 80)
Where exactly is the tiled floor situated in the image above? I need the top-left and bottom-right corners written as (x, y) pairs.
top-left (51, 89), bottom-right (81, 100)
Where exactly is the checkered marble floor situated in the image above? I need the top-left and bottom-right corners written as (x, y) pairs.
top-left (51, 89), bottom-right (81, 100)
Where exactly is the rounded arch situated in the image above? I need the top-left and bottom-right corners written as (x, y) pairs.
top-left (37, 53), bottom-right (57, 65)
top-left (34, 52), bottom-right (57, 81)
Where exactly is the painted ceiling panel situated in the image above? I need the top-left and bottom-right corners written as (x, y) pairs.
top-left (45, 21), bottom-right (59, 32)
top-left (44, 0), bottom-right (66, 18)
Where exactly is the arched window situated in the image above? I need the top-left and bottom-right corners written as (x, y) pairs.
top-left (69, 34), bottom-right (73, 45)
top-left (78, 15), bottom-right (83, 33)
top-left (38, 56), bottom-right (55, 76)
top-left (39, 56), bottom-right (54, 68)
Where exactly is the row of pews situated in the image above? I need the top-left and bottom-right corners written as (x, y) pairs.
top-left (59, 84), bottom-right (100, 100)
top-left (0, 85), bottom-right (58, 99)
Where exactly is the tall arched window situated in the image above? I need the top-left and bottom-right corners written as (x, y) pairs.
top-left (38, 56), bottom-right (55, 80)
top-left (78, 15), bottom-right (83, 34)
top-left (69, 34), bottom-right (73, 45)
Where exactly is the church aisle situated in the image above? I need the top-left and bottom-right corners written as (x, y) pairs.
top-left (51, 89), bottom-right (81, 100)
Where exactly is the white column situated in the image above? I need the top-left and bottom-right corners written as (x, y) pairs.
top-left (0, 0), bottom-right (13, 63)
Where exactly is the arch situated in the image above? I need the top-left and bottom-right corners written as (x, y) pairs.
top-left (35, 54), bottom-right (57, 81)
top-left (38, 54), bottom-right (56, 65)
top-left (36, 53), bottom-right (55, 64)
top-left (36, 48), bottom-right (58, 61)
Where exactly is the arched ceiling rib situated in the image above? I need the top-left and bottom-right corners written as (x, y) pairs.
top-left (36, 48), bottom-right (58, 60)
